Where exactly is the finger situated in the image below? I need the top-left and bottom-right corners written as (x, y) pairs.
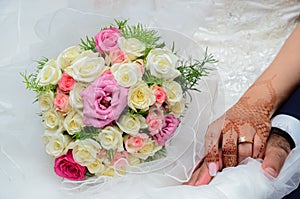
top-left (237, 124), bottom-right (255, 163)
top-left (194, 163), bottom-right (213, 186)
top-left (183, 161), bottom-right (212, 186)
top-left (222, 126), bottom-right (238, 167)
top-left (194, 150), bottom-right (223, 186)
top-left (183, 164), bottom-right (202, 185)
top-left (261, 134), bottom-right (291, 178)
top-left (184, 148), bottom-right (223, 186)
top-left (183, 159), bottom-right (203, 185)
top-left (238, 143), bottom-right (252, 163)
top-left (205, 143), bottom-right (219, 176)
top-left (253, 133), bottom-right (264, 159)
top-left (253, 121), bottom-right (271, 159)
top-left (204, 118), bottom-right (223, 176)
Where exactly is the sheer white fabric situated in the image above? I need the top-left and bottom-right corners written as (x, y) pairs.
top-left (0, 0), bottom-right (300, 199)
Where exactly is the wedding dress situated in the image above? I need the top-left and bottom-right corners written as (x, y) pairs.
top-left (0, 0), bottom-right (300, 199)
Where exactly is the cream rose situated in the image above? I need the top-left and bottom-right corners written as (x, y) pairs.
top-left (37, 59), bottom-right (62, 86)
top-left (118, 37), bottom-right (145, 60)
top-left (63, 111), bottom-right (84, 135)
top-left (65, 51), bottom-right (106, 82)
top-left (69, 82), bottom-right (88, 116)
top-left (38, 91), bottom-right (54, 112)
top-left (132, 139), bottom-right (162, 160)
top-left (169, 98), bottom-right (186, 117)
top-left (117, 113), bottom-right (145, 136)
top-left (87, 159), bottom-right (105, 175)
top-left (56, 46), bottom-right (82, 70)
top-left (43, 109), bottom-right (64, 133)
top-left (162, 81), bottom-right (183, 103)
top-left (102, 166), bottom-right (115, 177)
top-left (42, 132), bottom-right (71, 157)
top-left (68, 139), bottom-right (101, 166)
top-left (145, 48), bottom-right (180, 80)
top-left (98, 126), bottom-right (124, 152)
top-left (111, 62), bottom-right (142, 87)
top-left (127, 81), bottom-right (155, 112)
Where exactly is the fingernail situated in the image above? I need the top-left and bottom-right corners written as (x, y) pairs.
top-left (208, 162), bottom-right (217, 176)
top-left (264, 167), bottom-right (278, 178)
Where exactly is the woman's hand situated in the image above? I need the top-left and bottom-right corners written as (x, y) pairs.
top-left (184, 130), bottom-right (291, 186)
top-left (185, 79), bottom-right (276, 185)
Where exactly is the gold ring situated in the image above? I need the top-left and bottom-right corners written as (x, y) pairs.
top-left (238, 136), bottom-right (253, 144)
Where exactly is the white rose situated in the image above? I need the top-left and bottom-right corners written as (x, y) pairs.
top-left (65, 51), bottom-right (106, 82)
top-left (63, 111), bottom-right (84, 135)
top-left (37, 59), bottom-right (62, 86)
top-left (98, 126), bottom-right (124, 152)
top-left (43, 109), bottom-right (64, 133)
top-left (111, 62), bottom-right (142, 87)
top-left (77, 50), bottom-right (99, 59)
top-left (56, 46), bottom-right (82, 70)
top-left (117, 113), bottom-right (145, 135)
top-left (145, 48), bottom-right (180, 80)
top-left (138, 116), bottom-right (148, 129)
top-left (87, 159), bottom-right (105, 175)
top-left (38, 91), bottom-right (54, 112)
top-left (118, 37), bottom-right (145, 60)
top-left (42, 132), bottom-right (71, 157)
top-left (170, 98), bottom-right (186, 117)
top-left (132, 140), bottom-right (162, 160)
top-left (128, 81), bottom-right (155, 112)
top-left (162, 81), bottom-right (183, 103)
top-left (69, 82), bottom-right (88, 116)
top-left (68, 139), bottom-right (101, 166)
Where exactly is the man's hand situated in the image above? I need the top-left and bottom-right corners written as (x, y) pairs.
top-left (262, 133), bottom-right (291, 177)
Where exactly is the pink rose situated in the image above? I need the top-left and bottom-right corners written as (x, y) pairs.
top-left (95, 27), bottom-right (121, 53)
top-left (80, 71), bottom-right (128, 128)
top-left (147, 119), bottom-right (164, 136)
top-left (154, 114), bottom-right (180, 146)
top-left (151, 84), bottom-right (166, 106)
top-left (54, 150), bottom-right (86, 181)
top-left (125, 133), bottom-right (148, 153)
top-left (58, 73), bottom-right (75, 92)
top-left (55, 89), bottom-right (69, 113)
top-left (109, 48), bottom-right (127, 65)
top-left (98, 149), bottom-right (129, 166)
top-left (112, 151), bottom-right (129, 165)
top-left (146, 106), bottom-right (164, 135)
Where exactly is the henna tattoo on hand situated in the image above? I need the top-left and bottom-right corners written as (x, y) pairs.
top-left (221, 77), bottom-right (276, 166)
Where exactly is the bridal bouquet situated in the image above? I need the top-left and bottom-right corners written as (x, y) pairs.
top-left (21, 20), bottom-right (216, 181)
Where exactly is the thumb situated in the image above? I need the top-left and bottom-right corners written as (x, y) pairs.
top-left (262, 134), bottom-right (291, 178)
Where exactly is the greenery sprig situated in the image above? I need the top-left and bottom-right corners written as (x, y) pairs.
top-left (143, 147), bottom-right (166, 163)
top-left (115, 19), bottom-right (164, 55)
top-left (176, 47), bottom-right (217, 93)
top-left (20, 57), bottom-right (56, 102)
top-left (79, 36), bottom-right (96, 51)
top-left (142, 71), bottom-right (164, 86)
top-left (115, 19), bottom-right (128, 31)
top-left (72, 126), bottom-right (100, 140)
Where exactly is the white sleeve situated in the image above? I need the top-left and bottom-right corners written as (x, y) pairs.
top-left (271, 114), bottom-right (300, 147)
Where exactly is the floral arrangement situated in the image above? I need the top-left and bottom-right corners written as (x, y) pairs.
top-left (21, 20), bottom-right (216, 181)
